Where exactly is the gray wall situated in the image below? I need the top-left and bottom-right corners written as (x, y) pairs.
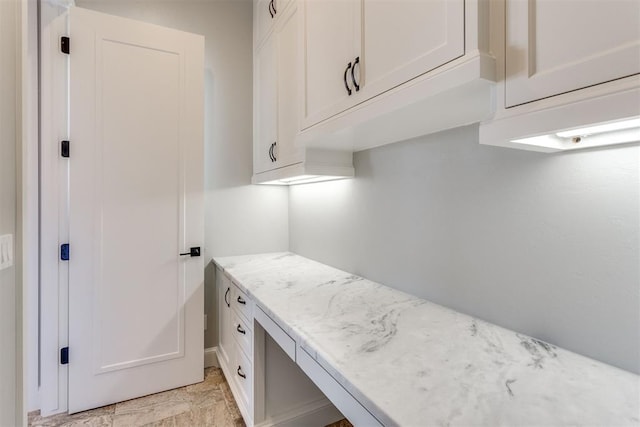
top-left (76, 0), bottom-right (289, 349)
top-left (290, 125), bottom-right (640, 374)
top-left (0, 0), bottom-right (19, 425)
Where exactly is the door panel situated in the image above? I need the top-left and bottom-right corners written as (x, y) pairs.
top-left (506, 0), bottom-right (640, 107)
top-left (301, 0), bottom-right (361, 129)
top-left (68, 6), bottom-right (204, 413)
top-left (361, 0), bottom-right (464, 102)
top-left (98, 37), bottom-right (183, 372)
top-left (254, 34), bottom-right (277, 174)
top-left (275, 3), bottom-right (302, 168)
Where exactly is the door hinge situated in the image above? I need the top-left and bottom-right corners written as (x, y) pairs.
top-left (61, 36), bottom-right (70, 54)
top-left (60, 244), bottom-right (69, 261)
top-left (61, 140), bottom-right (70, 158)
top-left (60, 347), bottom-right (69, 365)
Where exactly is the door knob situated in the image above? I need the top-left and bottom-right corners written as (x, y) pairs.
top-left (179, 247), bottom-right (201, 257)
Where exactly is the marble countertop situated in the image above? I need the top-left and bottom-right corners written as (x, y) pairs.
top-left (213, 252), bottom-right (639, 426)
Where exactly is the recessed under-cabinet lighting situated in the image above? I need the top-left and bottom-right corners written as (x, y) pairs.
top-left (511, 117), bottom-right (640, 151)
top-left (258, 175), bottom-right (349, 186)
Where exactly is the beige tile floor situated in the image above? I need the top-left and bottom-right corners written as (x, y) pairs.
top-left (29, 368), bottom-right (245, 427)
top-left (28, 367), bottom-right (353, 427)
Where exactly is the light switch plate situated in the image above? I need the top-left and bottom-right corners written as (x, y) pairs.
top-left (0, 234), bottom-right (14, 271)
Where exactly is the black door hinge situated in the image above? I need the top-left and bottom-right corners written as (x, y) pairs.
top-left (61, 140), bottom-right (70, 158)
top-left (61, 36), bottom-right (70, 54)
top-left (60, 347), bottom-right (69, 365)
top-left (61, 244), bottom-right (69, 261)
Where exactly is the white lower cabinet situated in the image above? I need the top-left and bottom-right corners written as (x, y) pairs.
top-left (217, 270), bottom-right (254, 423)
top-left (216, 267), bottom-right (344, 426)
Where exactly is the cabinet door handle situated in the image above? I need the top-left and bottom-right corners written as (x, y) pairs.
top-left (269, 143), bottom-right (275, 162)
top-left (237, 296), bottom-right (246, 305)
top-left (272, 142), bottom-right (277, 161)
top-left (351, 56), bottom-right (360, 92)
top-left (343, 62), bottom-right (352, 96)
top-left (224, 287), bottom-right (230, 307)
top-left (268, 0), bottom-right (274, 18)
top-left (236, 324), bottom-right (246, 335)
top-left (237, 366), bottom-right (246, 379)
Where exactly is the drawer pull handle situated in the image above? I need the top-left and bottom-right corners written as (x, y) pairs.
top-left (343, 62), bottom-right (352, 96)
top-left (237, 296), bottom-right (247, 305)
top-left (224, 287), bottom-right (230, 308)
top-left (237, 366), bottom-right (246, 379)
top-left (236, 324), bottom-right (246, 335)
top-left (268, 0), bottom-right (274, 18)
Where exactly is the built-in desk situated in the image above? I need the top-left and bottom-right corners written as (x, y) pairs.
top-left (214, 252), bottom-right (639, 426)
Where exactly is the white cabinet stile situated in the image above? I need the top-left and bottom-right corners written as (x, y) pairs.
top-left (254, 35), bottom-right (278, 174)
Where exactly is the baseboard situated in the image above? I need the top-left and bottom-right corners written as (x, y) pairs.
top-left (255, 397), bottom-right (343, 427)
top-left (204, 346), bottom-right (219, 368)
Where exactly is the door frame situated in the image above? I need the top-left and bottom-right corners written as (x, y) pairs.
top-left (38, 0), bottom-right (73, 416)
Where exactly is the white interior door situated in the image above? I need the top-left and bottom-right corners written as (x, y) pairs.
top-left (68, 7), bottom-right (204, 413)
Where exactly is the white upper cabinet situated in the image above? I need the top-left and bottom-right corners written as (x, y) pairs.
top-left (296, 0), bottom-right (495, 152)
top-left (255, 2), bottom-right (302, 175)
top-left (300, 0), bottom-right (467, 131)
top-left (506, 0), bottom-right (640, 107)
top-left (479, 0), bottom-right (640, 152)
top-left (253, 1), bottom-right (353, 184)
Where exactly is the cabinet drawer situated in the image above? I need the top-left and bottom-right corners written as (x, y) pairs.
top-left (232, 284), bottom-right (253, 323)
top-left (254, 306), bottom-right (296, 361)
top-left (233, 310), bottom-right (252, 358)
top-left (234, 347), bottom-right (252, 408)
top-left (297, 346), bottom-right (383, 427)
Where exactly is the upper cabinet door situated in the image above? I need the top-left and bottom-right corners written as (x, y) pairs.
top-left (275, 4), bottom-right (303, 168)
top-left (254, 34), bottom-right (277, 174)
top-left (255, 0), bottom-right (276, 47)
top-left (360, 0), bottom-right (464, 103)
top-left (300, 0), bottom-right (362, 130)
top-left (505, 0), bottom-right (640, 107)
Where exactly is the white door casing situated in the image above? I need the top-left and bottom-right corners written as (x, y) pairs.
top-left (68, 7), bottom-right (204, 413)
